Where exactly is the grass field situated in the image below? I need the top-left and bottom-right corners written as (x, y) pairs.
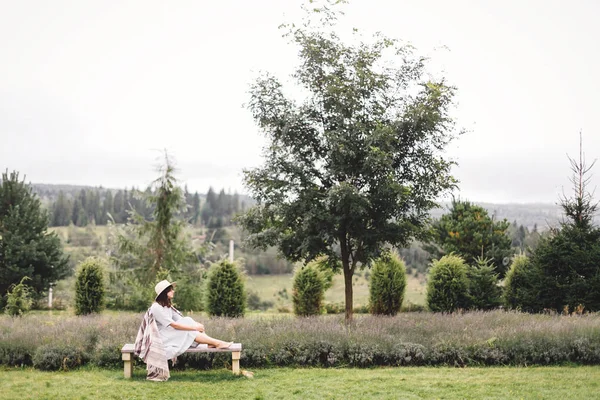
top-left (2, 366), bottom-right (599, 399)
top-left (245, 272), bottom-right (426, 310)
top-left (50, 225), bottom-right (112, 245)
top-left (48, 225), bottom-right (428, 312)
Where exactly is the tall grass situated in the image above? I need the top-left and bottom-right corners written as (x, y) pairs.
top-left (1, 311), bottom-right (599, 369)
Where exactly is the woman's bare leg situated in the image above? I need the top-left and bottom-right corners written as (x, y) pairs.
top-left (194, 332), bottom-right (233, 349)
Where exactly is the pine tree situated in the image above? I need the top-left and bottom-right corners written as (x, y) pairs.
top-left (201, 202), bottom-right (213, 227)
top-left (503, 254), bottom-right (541, 312)
top-left (51, 191), bottom-right (71, 226)
top-left (426, 254), bottom-right (470, 312)
top-left (205, 259), bottom-right (246, 317)
top-left (79, 189), bottom-right (87, 211)
top-left (191, 192), bottom-right (200, 225)
top-left (77, 207), bottom-right (89, 227)
top-left (74, 257), bottom-right (106, 315)
top-left (71, 198), bottom-right (82, 226)
top-left (517, 225), bottom-right (526, 250)
top-left (430, 199), bottom-right (513, 276)
top-left (98, 191), bottom-right (111, 225)
top-left (369, 253), bottom-right (407, 316)
top-left (87, 189), bottom-right (101, 224)
top-left (232, 193), bottom-right (240, 214)
top-left (111, 153), bottom-right (199, 310)
top-left (206, 187), bottom-right (217, 211)
top-left (291, 257), bottom-right (333, 316)
top-left (533, 134), bottom-right (600, 311)
top-left (119, 189), bottom-right (129, 223)
top-left (112, 190), bottom-right (124, 223)
top-left (467, 257), bottom-right (502, 310)
top-left (0, 170), bottom-right (70, 307)
top-left (217, 189), bottom-right (227, 218)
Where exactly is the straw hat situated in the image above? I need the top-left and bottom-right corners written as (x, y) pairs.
top-left (154, 279), bottom-right (175, 300)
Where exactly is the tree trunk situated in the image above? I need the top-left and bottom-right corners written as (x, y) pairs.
top-left (340, 235), bottom-right (353, 322)
top-left (343, 260), bottom-right (353, 323)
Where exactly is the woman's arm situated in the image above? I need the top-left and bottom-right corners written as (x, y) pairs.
top-left (170, 320), bottom-right (205, 332)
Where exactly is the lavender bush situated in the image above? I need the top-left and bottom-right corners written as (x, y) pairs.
top-left (1, 310), bottom-right (599, 369)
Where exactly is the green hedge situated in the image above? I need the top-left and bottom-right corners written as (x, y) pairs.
top-left (33, 345), bottom-right (88, 371)
top-left (1, 311), bottom-right (600, 370)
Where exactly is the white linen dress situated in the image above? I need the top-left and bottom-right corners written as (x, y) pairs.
top-left (150, 302), bottom-right (199, 360)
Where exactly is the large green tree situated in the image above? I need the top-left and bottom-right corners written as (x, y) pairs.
top-left (238, 1), bottom-right (459, 321)
top-left (0, 170), bottom-right (69, 306)
top-left (430, 199), bottom-right (513, 276)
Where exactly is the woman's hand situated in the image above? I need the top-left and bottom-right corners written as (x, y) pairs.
top-left (196, 323), bottom-right (205, 332)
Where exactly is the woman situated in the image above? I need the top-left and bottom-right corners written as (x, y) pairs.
top-left (151, 279), bottom-right (232, 360)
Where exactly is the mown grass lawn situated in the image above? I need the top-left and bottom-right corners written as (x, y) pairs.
top-left (2, 366), bottom-right (599, 399)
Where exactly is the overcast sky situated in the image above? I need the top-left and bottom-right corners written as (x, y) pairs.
top-left (1, 0), bottom-right (599, 203)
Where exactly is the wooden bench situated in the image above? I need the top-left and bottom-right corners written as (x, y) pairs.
top-left (121, 343), bottom-right (243, 378)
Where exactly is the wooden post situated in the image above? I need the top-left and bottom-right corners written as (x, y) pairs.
top-left (229, 240), bottom-right (234, 262)
top-left (231, 351), bottom-right (240, 375)
top-left (122, 352), bottom-right (133, 378)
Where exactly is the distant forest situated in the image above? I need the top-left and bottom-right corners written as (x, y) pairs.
top-left (30, 183), bottom-right (586, 275)
top-left (32, 183), bottom-right (571, 231)
top-left (32, 183), bottom-right (253, 229)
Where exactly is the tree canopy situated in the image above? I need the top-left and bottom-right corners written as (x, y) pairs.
top-left (239, 1), bottom-right (460, 321)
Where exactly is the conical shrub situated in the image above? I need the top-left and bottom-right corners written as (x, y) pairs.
top-left (74, 257), bottom-right (106, 315)
top-left (369, 253), bottom-right (407, 316)
top-left (205, 259), bottom-right (246, 317)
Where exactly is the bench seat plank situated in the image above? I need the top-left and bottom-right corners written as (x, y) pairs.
top-left (121, 343), bottom-right (242, 353)
top-left (121, 343), bottom-right (243, 378)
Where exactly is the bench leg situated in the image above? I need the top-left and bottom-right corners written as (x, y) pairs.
top-left (122, 353), bottom-right (133, 378)
top-left (232, 351), bottom-right (241, 375)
